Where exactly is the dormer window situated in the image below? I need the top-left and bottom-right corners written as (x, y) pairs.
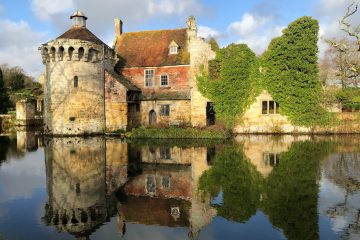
top-left (169, 41), bottom-right (179, 55)
top-left (169, 46), bottom-right (178, 54)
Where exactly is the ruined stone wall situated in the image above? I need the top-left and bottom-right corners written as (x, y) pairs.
top-left (16, 99), bottom-right (38, 126)
top-left (188, 30), bottom-right (216, 127)
top-left (234, 90), bottom-right (310, 134)
top-left (41, 39), bottom-right (116, 135)
top-left (139, 100), bottom-right (191, 125)
top-left (104, 71), bottom-right (128, 131)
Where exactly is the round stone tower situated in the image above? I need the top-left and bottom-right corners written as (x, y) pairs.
top-left (40, 11), bottom-right (117, 135)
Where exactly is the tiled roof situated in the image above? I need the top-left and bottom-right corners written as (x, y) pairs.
top-left (57, 27), bottom-right (105, 45)
top-left (106, 69), bottom-right (140, 91)
top-left (115, 28), bottom-right (190, 68)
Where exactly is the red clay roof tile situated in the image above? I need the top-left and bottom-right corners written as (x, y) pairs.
top-left (115, 28), bottom-right (190, 68)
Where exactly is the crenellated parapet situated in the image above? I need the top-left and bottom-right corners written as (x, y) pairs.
top-left (41, 39), bottom-right (117, 65)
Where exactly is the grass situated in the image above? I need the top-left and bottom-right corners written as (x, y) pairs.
top-left (129, 125), bottom-right (231, 139)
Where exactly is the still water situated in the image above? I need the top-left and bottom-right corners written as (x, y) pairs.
top-left (0, 132), bottom-right (359, 240)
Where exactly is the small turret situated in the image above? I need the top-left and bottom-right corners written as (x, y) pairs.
top-left (71, 10), bottom-right (87, 27)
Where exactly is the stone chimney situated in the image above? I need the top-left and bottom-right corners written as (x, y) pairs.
top-left (114, 19), bottom-right (123, 37)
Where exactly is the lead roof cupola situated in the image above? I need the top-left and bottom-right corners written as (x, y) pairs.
top-left (70, 10), bottom-right (87, 27)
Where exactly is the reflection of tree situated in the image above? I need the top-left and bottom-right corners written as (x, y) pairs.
top-left (261, 141), bottom-right (333, 240)
top-left (0, 137), bottom-right (10, 163)
top-left (199, 144), bottom-right (263, 223)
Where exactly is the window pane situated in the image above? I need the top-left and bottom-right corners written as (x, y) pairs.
top-left (161, 75), bottom-right (168, 86)
top-left (145, 70), bottom-right (154, 87)
top-left (269, 101), bottom-right (275, 114)
top-left (262, 101), bottom-right (268, 114)
top-left (160, 147), bottom-right (171, 159)
top-left (160, 105), bottom-right (170, 116)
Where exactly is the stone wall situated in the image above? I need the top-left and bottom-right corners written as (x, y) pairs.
top-left (188, 28), bottom-right (216, 127)
top-left (16, 99), bottom-right (37, 126)
top-left (139, 100), bottom-right (191, 126)
top-left (234, 90), bottom-right (310, 133)
top-left (104, 71), bottom-right (128, 131)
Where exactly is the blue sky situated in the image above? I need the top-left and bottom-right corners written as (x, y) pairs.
top-left (0, 0), bottom-right (357, 78)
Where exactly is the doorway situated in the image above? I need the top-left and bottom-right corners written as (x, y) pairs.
top-left (206, 102), bottom-right (216, 126)
top-left (149, 110), bottom-right (157, 125)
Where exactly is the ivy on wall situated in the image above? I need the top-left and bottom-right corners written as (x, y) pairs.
top-left (197, 16), bottom-right (331, 127)
top-left (197, 43), bottom-right (260, 126)
top-left (262, 16), bottom-right (331, 126)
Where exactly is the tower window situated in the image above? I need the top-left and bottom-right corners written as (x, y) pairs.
top-left (160, 75), bottom-right (169, 87)
top-left (74, 76), bottom-right (78, 88)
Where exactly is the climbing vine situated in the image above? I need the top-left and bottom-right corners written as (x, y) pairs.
top-left (198, 16), bottom-right (332, 127)
top-left (261, 16), bottom-right (331, 126)
top-left (197, 43), bottom-right (260, 127)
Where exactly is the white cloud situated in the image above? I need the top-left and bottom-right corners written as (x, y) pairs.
top-left (227, 13), bottom-right (284, 55)
top-left (0, 19), bottom-right (47, 78)
top-left (31, 0), bottom-right (74, 20)
top-left (31, 0), bottom-right (204, 34)
top-left (198, 25), bottom-right (221, 41)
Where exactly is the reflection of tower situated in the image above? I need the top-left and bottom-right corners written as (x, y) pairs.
top-left (42, 137), bottom-right (128, 239)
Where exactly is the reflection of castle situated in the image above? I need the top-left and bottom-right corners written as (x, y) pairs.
top-left (119, 144), bottom-right (216, 239)
top-left (42, 138), bottom-right (215, 239)
top-left (236, 135), bottom-right (311, 177)
top-left (42, 137), bottom-right (127, 239)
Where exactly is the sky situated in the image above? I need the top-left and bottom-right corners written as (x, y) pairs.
top-left (0, 0), bottom-right (358, 79)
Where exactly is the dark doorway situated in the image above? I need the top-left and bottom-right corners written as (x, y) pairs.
top-left (149, 110), bottom-right (157, 125)
top-left (206, 102), bottom-right (216, 126)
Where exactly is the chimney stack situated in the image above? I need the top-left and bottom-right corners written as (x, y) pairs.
top-left (114, 19), bottom-right (123, 37)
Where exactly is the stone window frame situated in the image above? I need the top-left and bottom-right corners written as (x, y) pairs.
top-left (144, 69), bottom-right (155, 87)
top-left (159, 147), bottom-right (171, 160)
top-left (74, 76), bottom-right (79, 88)
top-left (160, 74), bottom-right (169, 87)
top-left (263, 152), bottom-right (280, 167)
top-left (160, 104), bottom-right (170, 116)
top-left (161, 176), bottom-right (171, 189)
top-left (262, 100), bottom-right (279, 114)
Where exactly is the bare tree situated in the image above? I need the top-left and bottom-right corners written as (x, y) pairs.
top-left (326, 1), bottom-right (360, 88)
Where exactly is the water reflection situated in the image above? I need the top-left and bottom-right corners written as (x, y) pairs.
top-left (0, 133), bottom-right (359, 239)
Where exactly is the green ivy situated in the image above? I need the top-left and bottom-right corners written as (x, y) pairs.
top-left (197, 43), bottom-right (260, 127)
top-left (197, 16), bottom-right (332, 127)
top-left (261, 16), bottom-right (331, 126)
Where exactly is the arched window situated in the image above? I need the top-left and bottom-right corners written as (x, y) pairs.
top-left (50, 47), bottom-right (56, 61)
top-left (68, 47), bottom-right (75, 60)
top-left (74, 76), bottom-right (78, 88)
top-left (58, 46), bottom-right (65, 61)
top-left (78, 47), bottom-right (84, 60)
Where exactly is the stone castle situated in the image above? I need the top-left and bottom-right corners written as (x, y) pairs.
top-left (40, 11), bottom-right (215, 135)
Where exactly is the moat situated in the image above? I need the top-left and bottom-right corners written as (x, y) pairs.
top-left (0, 132), bottom-right (359, 240)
